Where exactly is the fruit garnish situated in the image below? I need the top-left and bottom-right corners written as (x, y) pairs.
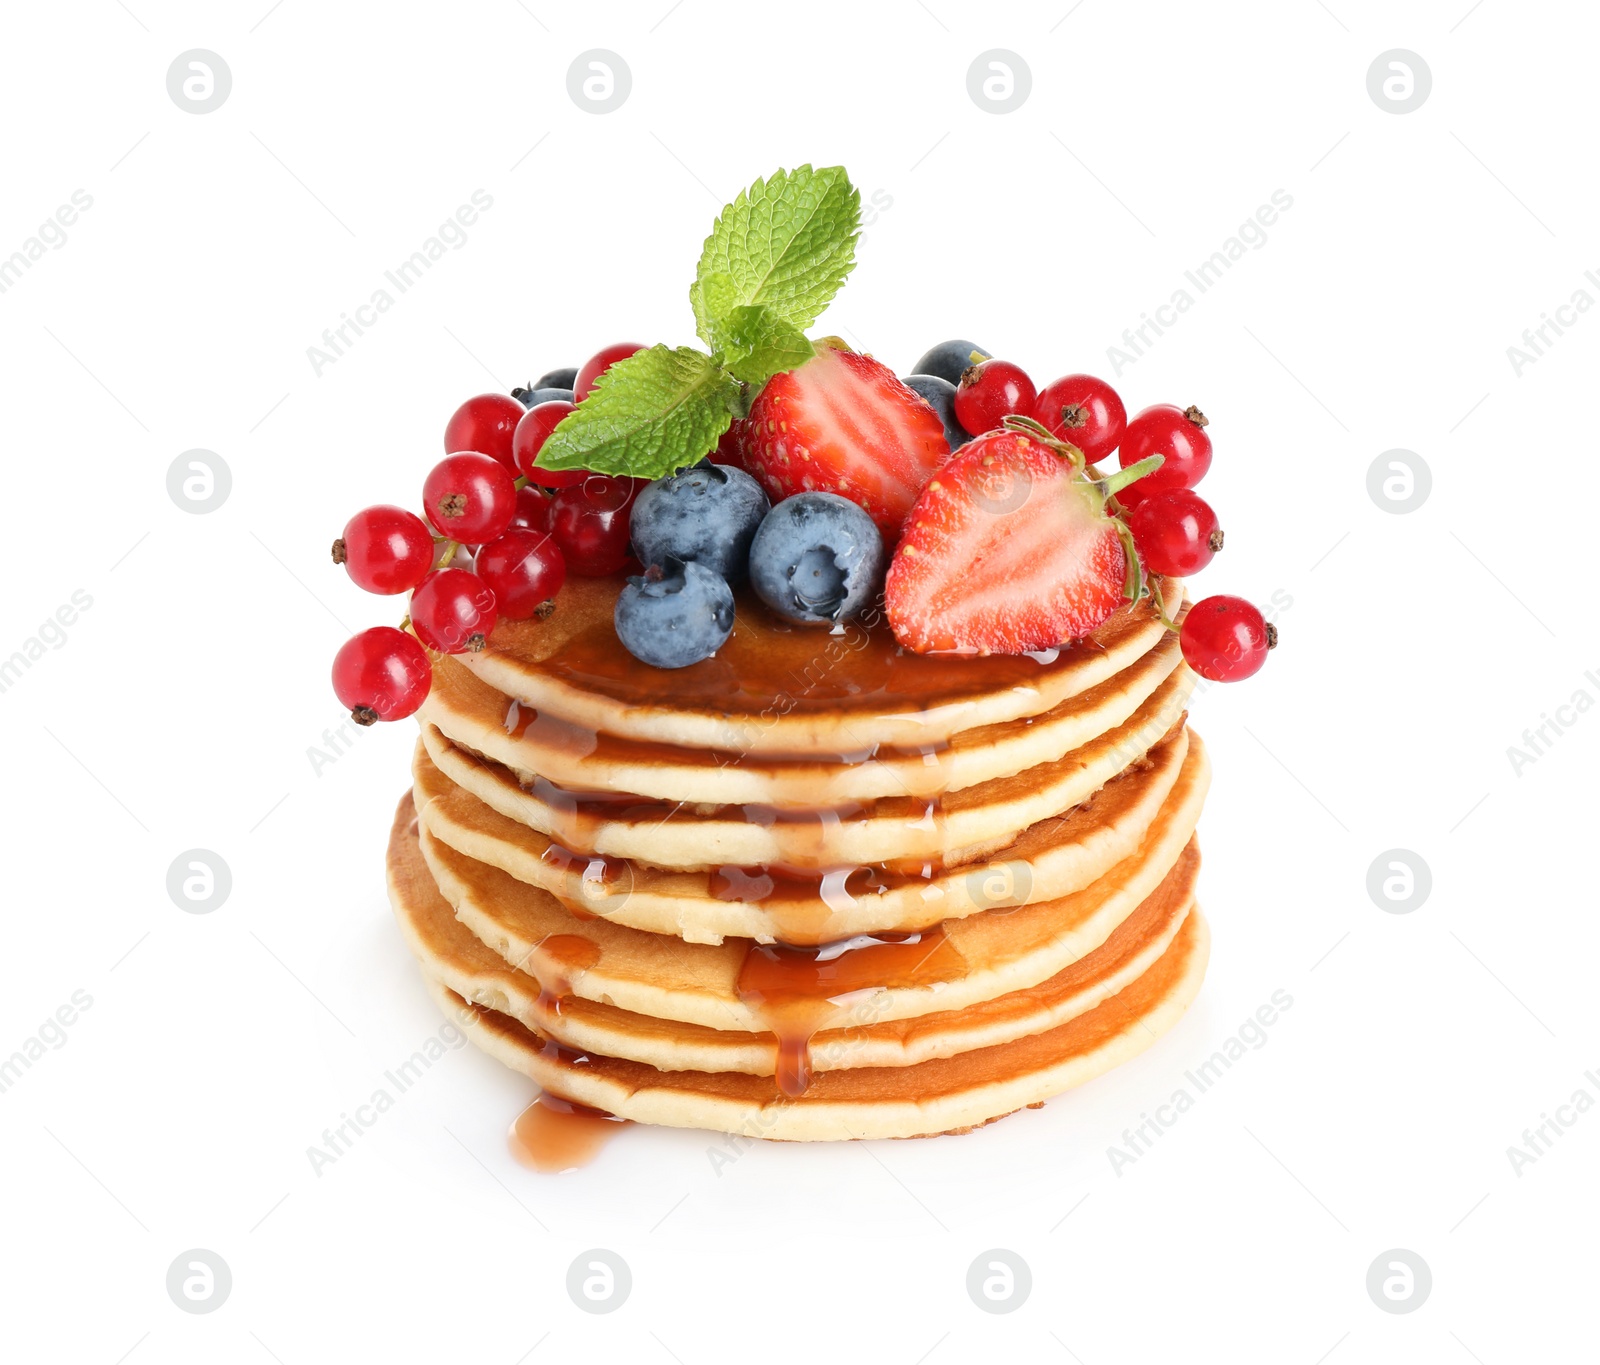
top-left (443, 393), bottom-right (524, 471)
top-left (953, 359), bottom-right (1036, 436)
top-left (574, 342), bottom-right (646, 402)
top-left (748, 491), bottom-right (886, 626)
top-left (739, 342), bottom-right (950, 534)
top-left (614, 558), bottom-right (735, 669)
top-left (630, 460), bottom-right (770, 587)
top-left (1031, 373), bottom-right (1126, 461)
top-left (1117, 403), bottom-right (1212, 505)
top-left (1179, 594), bottom-right (1276, 681)
top-left (332, 626), bottom-right (432, 725)
top-left (551, 476), bottom-right (647, 576)
top-left (901, 374), bottom-right (968, 452)
top-left (332, 505), bottom-right (434, 595)
top-left (909, 339), bottom-right (991, 386)
top-left (477, 529), bottom-right (566, 620)
top-left (422, 452), bottom-right (518, 543)
top-left (1128, 489), bottom-right (1223, 577)
top-left (513, 400), bottom-right (583, 487)
top-left (410, 567), bottom-right (498, 653)
top-left (535, 166), bottom-right (862, 482)
top-left (884, 421), bottom-right (1162, 655)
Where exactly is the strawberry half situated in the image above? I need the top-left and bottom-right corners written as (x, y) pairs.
top-left (739, 342), bottom-right (950, 535)
top-left (885, 423), bottom-right (1160, 655)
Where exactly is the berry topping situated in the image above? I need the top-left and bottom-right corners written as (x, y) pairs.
top-left (885, 424), bottom-right (1160, 655)
top-left (513, 401), bottom-right (584, 488)
top-left (476, 529), bottom-right (566, 620)
top-left (422, 452), bottom-right (518, 543)
top-left (512, 385), bottom-right (575, 408)
top-left (1031, 373), bottom-right (1126, 462)
top-left (533, 366), bottom-right (579, 391)
top-left (631, 460), bottom-right (771, 587)
top-left (443, 393), bottom-right (524, 471)
top-left (574, 342), bottom-right (646, 402)
top-left (709, 425), bottom-right (749, 471)
top-left (410, 567), bottom-right (499, 653)
top-left (910, 339), bottom-right (991, 386)
top-left (1179, 594), bottom-right (1275, 682)
top-left (551, 475), bottom-right (646, 576)
top-left (614, 558), bottom-right (736, 669)
top-left (1128, 489), bottom-right (1223, 577)
top-left (739, 343), bottom-right (950, 534)
top-left (748, 492), bottom-right (886, 626)
top-left (332, 505), bottom-right (434, 595)
top-left (331, 626), bottom-right (432, 725)
top-left (1116, 404), bottom-right (1212, 505)
top-left (901, 374), bottom-right (969, 453)
top-left (506, 484), bottom-right (556, 536)
top-left (953, 359), bottom-right (1037, 437)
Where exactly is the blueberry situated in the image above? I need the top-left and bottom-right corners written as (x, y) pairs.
top-left (614, 558), bottom-right (735, 669)
top-left (631, 459), bottom-right (770, 587)
top-left (534, 366), bottom-right (579, 390)
top-left (902, 373), bottom-right (968, 450)
top-left (909, 339), bottom-right (991, 386)
top-left (512, 385), bottom-right (575, 408)
top-left (748, 493), bottom-right (885, 626)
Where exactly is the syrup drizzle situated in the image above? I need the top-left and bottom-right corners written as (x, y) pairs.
top-left (736, 928), bottom-right (968, 1097)
top-left (523, 933), bottom-right (601, 1017)
top-left (509, 1092), bottom-right (629, 1172)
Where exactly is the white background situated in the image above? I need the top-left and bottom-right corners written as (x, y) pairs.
top-left (1, 1), bottom-right (1595, 1361)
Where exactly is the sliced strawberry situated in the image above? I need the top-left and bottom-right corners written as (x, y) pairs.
top-left (885, 428), bottom-right (1138, 654)
top-left (739, 342), bottom-right (950, 535)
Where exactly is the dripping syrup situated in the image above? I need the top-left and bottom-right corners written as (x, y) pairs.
top-left (509, 1092), bottom-right (629, 1172)
top-left (736, 928), bottom-right (967, 1097)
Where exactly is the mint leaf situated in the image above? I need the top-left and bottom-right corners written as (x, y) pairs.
top-left (535, 345), bottom-right (739, 479)
top-left (691, 165), bottom-right (860, 350)
top-left (716, 305), bottom-right (814, 386)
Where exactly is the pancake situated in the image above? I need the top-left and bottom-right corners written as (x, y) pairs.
top-left (457, 571), bottom-right (1184, 757)
top-left (421, 628), bottom-right (1184, 806)
top-left (419, 664), bottom-right (1197, 873)
top-left (417, 910), bottom-right (1210, 1141)
top-left (406, 731), bottom-right (1209, 1036)
top-left (391, 784), bottom-right (1199, 1078)
top-left (415, 722), bottom-right (1191, 945)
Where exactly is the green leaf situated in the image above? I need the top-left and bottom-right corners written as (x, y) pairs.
top-left (691, 165), bottom-right (860, 350)
top-left (716, 305), bottom-right (815, 386)
top-left (535, 345), bottom-right (740, 479)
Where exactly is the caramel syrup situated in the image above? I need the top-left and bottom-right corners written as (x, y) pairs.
top-left (520, 933), bottom-right (601, 1017)
top-left (736, 928), bottom-right (967, 1096)
top-left (509, 1092), bottom-right (629, 1172)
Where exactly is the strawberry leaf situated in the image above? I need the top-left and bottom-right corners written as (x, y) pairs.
top-left (535, 345), bottom-right (740, 479)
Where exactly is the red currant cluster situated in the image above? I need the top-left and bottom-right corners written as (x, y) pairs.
top-left (960, 362), bottom-right (1275, 682)
top-left (329, 344), bottom-right (650, 725)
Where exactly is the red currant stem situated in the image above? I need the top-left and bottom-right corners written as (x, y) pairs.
top-left (1146, 575), bottom-right (1183, 633)
top-left (1098, 454), bottom-right (1164, 498)
top-left (1001, 414), bottom-right (1087, 473)
top-left (434, 539), bottom-right (461, 568)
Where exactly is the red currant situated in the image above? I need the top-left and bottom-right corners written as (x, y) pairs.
top-left (477, 530), bottom-right (567, 619)
top-left (507, 484), bottom-right (556, 536)
top-left (574, 342), bottom-right (646, 402)
top-left (331, 626), bottom-right (432, 724)
top-left (1129, 490), bottom-right (1223, 577)
top-left (423, 452), bottom-right (517, 543)
top-left (410, 567), bottom-right (499, 653)
top-left (551, 475), bottom-right (646, 576)
top-left (513, 401), bottom-right (584, 488)
top-left (1031, 374), bottom-right (1126, 462)
top-left (953, 359), bottom-right (1036, 436)
top-left (1117, 404), bottom-right (1212, 505)
top-left (444, 393), bottom-right (524, 471)
top-left (1179, 595), bottom-right (1275, 682)
top-left (332, 505), bottom-right (434, 594)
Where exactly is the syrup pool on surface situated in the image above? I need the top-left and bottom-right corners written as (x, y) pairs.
top-left (509, 1093), bottom-right (630, 1172)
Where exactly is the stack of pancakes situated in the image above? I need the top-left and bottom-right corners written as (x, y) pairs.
top-left (387, 573), bottom-right (1212, 1141)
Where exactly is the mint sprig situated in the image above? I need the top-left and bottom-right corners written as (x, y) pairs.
top-left (535, 165), bottom-right (859, 483)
